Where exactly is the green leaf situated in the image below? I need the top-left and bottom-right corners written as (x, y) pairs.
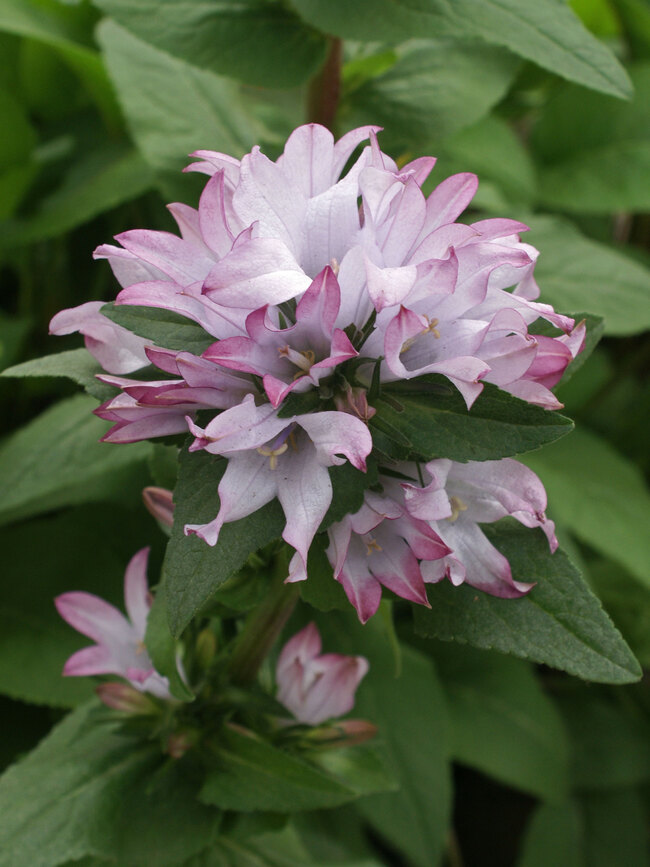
top-left (317, 615), bottom-right (452, 867)
top-left (320, 459), bottom-right (378, 531)
top-left (299, 535), bottom-right (350, 613)
top-left (94, 0), bottom-right (328, 89)
top-left (0, 395), bottom-right (152, 528)
top-left (523, 428), bottom-right (650, 587)
top-left (554, 690), bottom-right (650, 790)
top-left (433, 114), bottom-right (537, 210)
top-left (164, 448), bottom-right (284, 637)
top-left (0, 144), bottom-right (154, 247)
top-left (144, 582), bottom-right (194, 702)
top-left (431, 643), bottom-right (569, 801)
top-left (102, 303), bottom-right (214, 354)
top-left (0, 0), bottom-right (121, 128)
top-left (413, 522), bottom-right (641, 684)
top-left (97, 20), bottom-right (259, 199)
top-left (518, 790), bottom-right (650, 867)
top-left (200, 727), bottom-right (359, 813)
top-left (0, 504), bottom-right (156, 707)
top-left (588, 558), bottom-right (650, 668)
top-left (532, 63), bottom-right (650, 213)
top-left (2, 348), bottom-right (115, 401)
top-left (343, 39), bottom-right (519, 153)
top-left (291, 0), bottom-right (631, 97)
top-left (0, 82), bottom-right (37, 168)
top-left (526, 214), bottom-right (650, 336)
top-left (0, 703), bottom-right (221, 867)
top-left (371, 378), bottom-right (573, 463)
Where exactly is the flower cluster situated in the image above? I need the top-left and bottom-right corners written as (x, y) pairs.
top-left (52, 124), bottom-right (579, 619)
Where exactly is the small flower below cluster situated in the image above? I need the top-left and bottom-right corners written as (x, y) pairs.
top-left (55, 547), bottom-right (174, 702)
top-left (276, 623), bottom-right (369, 725)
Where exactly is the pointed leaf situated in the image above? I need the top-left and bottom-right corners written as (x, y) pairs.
top-left (371, 378), bottom-right (573, 462)
top-left (101, 303), bottom-right (214, 354)
top-left (164, 447), bottom-right (284, 637)
top-left (413, 522), bottom-right (641, 684)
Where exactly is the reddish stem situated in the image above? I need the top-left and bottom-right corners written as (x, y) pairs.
top-left (307, 38), bottom-right (343, 133)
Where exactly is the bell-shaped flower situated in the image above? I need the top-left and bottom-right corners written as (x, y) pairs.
top-left (184, 394), bottom-right (372, 582)
top-left (276, 623), bottom-right (368, 725)
top-left (401, 458), bottom-right (557, 597)
top-left (55, 548), bottom-right (174, 699)
top-left (326, 490), bottom-right (450, 623)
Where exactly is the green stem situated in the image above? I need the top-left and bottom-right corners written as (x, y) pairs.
top-left (306, 37), bottom-right (343, 133)
top-left (227, 550), bottom-right (300, 686)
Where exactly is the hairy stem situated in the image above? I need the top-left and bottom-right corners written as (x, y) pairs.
top-left (227, 549), bottom-right (300, 686)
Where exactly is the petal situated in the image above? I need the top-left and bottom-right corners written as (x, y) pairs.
top-left (297, 412), bottom-right (372, 471)
top-left (55, 592), bottom-right (134, 646)
top-left (63, 644), bottom-right (119, 677)
top-left (123, 548), bottom-right (152, 638)
top-left (188, 394), bottom-right (288, 454)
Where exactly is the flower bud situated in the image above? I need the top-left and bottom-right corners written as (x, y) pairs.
top-left (308, 718), bottom-right (378, 748)
top-left (96, 682), bottom-right (157, 714)
top-left (334, 386), bottom-right (376, 422)
top-left (276, 623), bottom-right (369, 725)
top-left (142, 486), bottom-right (175, 530)
top-left (194, 627), bottom-right (217, 670)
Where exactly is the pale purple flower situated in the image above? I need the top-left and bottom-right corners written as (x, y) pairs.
top-left (276, 622), bottom-right (368, 725)
top-left (55, 547), bottom-right (173, 699)
top-left (401, 458), bottom-right (557, 596)
top-left (50, 123), bottom-right (580, 595)
top-left (326, 457), bottom-right (556, 621)
top-left (49, 301), bottom-right (150, 374)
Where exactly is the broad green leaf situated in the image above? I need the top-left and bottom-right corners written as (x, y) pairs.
top-left (554, 690), bottom-right (650, 790)
top-left (94, 0), bottom-right (327, 89)
top-left (318, 615), bottom-right (452, 867)
top-left (2, 348), bottom-right (114, 401)
top-left (431, 643), bottom-right (569, 801)
top-left (144, 582), bottom-right (194, 702)
top-left (0, 505), bottom-right (155, 707)
top-left (199, 727), bottom-right (360, 812)
top-left (164, 448), bottom-right (284, 637)
top-left (528, 214), bottom-right (650, 336)
top-left (413, 522), bottom-right (641, 684)
top-left (532, 63), bottom-right (650, 213)
top-left (588, 558), bottom-right (650, 668)
top-left (518, 790), bottom-right (650, 867)
top-left (291, 0), bottom-right (631, 97)
top-left (0, 703), bottom-right (222, 867)
top-left (0, 144), bottom-right (154, 247)
top-left (0, 83), bottom-right (37, 168)
top-left (432, 114), bottom-right (537, 209)
top-left (343, 39), bottom-right (519, 154)
top-left (523, 429), bottom-right (650, 587)
top-left (0, 395), bottom-right (152, 528)
top-left (614, 0), bottom-right (650, 60)
top-left (102, 303), bottom-right (214, 354)
top-left (371, 378), bottom-right (573, 463)
top-left (0, 0), bottom-right (121, 128)
top-left (188, 825), bottom-right (382, 867)
top-left (97, 20), bottom-right (258, 199)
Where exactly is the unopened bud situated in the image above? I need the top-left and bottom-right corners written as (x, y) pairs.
top-left (143, 487), bottom-right (175, 531)
top-left (308, 718), bottom-right (378, 748)
top-left (334, 386), bottom-right (376, 422)
top-left (96, 682), bottom-right (157, 715)
top-left (166, 729), bottom-right (197, 759)
top-left (195, 627), bottom-right (217, 670)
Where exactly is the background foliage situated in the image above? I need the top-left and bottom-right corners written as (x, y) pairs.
top-left (0, 0), bottom-right (649, 864)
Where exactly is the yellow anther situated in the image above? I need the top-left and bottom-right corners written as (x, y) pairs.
top-left (448, 496), bottom-right (468, 523)
top-left (365, 539), bottom-right (383, 556)
top-left (256, 442), bottom-right (289, 470)
top-left (330, 257), bottom-right (340, 276)
top-left (135, 640), bottom-right (147, 656)
top-left (425, 317), bottom-right (440, 339)
top-left (300, 349), bottom-right (315, 365)
top-left (400, 318), bottom-right (440, 355)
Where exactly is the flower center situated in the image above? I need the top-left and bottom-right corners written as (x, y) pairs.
top-left (447, 496), bottom-right (468, 522)
top-left (400, 318), bottom-right (440, 354)
top-left (256, 426), bottom-right (296, 469)
top-left (278, 345), bottom-right (316, 379)
top-left (365, 538), bottom-right (382, 556)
